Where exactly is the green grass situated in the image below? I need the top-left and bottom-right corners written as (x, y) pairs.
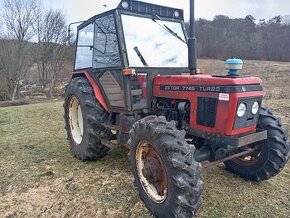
top-left (0, 101), bottom-right (289, 218)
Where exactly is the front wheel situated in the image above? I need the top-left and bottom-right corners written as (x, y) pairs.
top-left (128, 116), bottom-right (203, 217)
top-left (224, 107), bottom-right (290, 181)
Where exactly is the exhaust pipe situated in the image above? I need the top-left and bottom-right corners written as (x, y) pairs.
top-left (188, 0), bottom-right (197, 74)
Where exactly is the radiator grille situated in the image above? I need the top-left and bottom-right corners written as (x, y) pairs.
top-left (197, 97), bottom-right (218, 128)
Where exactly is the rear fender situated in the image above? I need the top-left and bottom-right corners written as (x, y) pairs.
top-left (72, 72), bottom-right (109, 112)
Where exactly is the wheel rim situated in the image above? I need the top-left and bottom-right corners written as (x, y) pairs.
top-left (68, 96), bottom-right (84, 145)
top-left (233, 144), bottom-right (262, 166)
top-left (136, 140), bottom-right (168, 203)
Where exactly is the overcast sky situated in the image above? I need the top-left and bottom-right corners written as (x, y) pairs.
top-left (44, 0), bottom-right (290, 23)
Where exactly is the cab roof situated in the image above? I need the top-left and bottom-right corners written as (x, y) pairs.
top-left (78, 0), bottom-right (184, 29)
top-left (116, 0), bottom-right (184, 20)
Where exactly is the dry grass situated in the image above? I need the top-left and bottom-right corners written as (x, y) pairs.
top-left (0, 59), bottom-right (289, 218)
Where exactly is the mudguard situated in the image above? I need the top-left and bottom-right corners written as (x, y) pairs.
top-left (72, 71), bottom-right (109, 112)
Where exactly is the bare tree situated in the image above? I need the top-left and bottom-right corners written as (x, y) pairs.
top-left (0, 39), bottom-right (34, 100)
top-left (0, 26), bottom-right (8, 100)
top-left (0, 0), bottom-right (39, 101)
top-left (36, 9), bottom-right (68, 98)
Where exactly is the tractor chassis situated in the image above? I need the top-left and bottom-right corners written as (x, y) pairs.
top-left (190, 129), bottom-right (268, 162)
top-left (98, 112), bottom-right (268, 165)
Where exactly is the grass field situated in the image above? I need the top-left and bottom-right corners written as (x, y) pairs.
top-left (0, 59), bottom-right (289, 218)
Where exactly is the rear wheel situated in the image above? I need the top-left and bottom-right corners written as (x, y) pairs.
top-left (64, 77), bottom-right (110, 161)
top-left (224, 108), bottom-right (290, 181)
top-left (128, 116), bottom-right (203, 217)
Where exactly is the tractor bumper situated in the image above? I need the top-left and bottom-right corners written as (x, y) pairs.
top-left (222, 129), bottom-right (267, 148)
top-left (191, 129), bottom-right (268, 162)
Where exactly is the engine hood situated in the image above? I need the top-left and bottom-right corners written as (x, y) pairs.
top-left (154, 74), bottom-right (262, 87)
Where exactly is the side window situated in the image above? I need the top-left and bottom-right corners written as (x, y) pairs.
top-left (75, 24), bottom-right (94, 70)
top-left (131, 73), bottom-right (148, 110)
top-left (93, 14), bottom-right (121, 68)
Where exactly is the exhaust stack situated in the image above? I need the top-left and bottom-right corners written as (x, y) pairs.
top-left (188, 0), bottom-right (197, 74)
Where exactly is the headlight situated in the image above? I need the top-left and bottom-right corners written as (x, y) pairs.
top-left (237, 103), bottom-right (247, 117)
top-left (174, 11), bottom-right (180, 18)
top-left (121, 1), bottom-right (129, 9)
top-left (252, 102), bottom-right (259, 115)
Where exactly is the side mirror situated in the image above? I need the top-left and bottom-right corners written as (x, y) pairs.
top-left (68, 21), bottom-right (85, 47)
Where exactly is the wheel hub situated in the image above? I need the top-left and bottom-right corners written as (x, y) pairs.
top-left (142, 155), bottom-right (166, 195)
top-left (233, 144), bottom-right (262, 166)
top-left (68, 96), bottom-right (84, 145)
top-left (136, 140), bottom-right (168, 203)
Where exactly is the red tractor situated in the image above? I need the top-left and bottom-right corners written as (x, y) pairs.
top-left (64, 0), bottom-right (290, 217)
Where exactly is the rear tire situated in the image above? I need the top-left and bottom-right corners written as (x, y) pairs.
top-left (224, 107), bottom-right (290, 181)
top-left (64, 77), bottom-right (110, 161)
top-left (128, 116), bottom-right (203, 217)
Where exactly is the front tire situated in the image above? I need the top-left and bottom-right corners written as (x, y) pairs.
top-left (64, 77), bottom-right (110, 161)
top-left (128, 116), bottom-right (203, 217)
top-left (224, 107), bottom-right (290, 181)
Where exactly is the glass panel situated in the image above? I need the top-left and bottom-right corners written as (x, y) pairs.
top-left (131, 73), bottom-right (148, 110)
top-left (75, 24), bottom-right (94, 70)
top-left (93, 14), bottom-right (121, 68)
top-left (99, 71), bottom-right (125, 108)
top-left (122, 14), bottom-right (188, 68)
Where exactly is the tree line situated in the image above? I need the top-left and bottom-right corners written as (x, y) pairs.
top-left (188, 15), bottom-right (290, 61)
top-left (0, 0), bottom-right (70, 101)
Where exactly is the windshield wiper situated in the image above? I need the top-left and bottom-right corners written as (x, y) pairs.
top-left (134, 46), bottom-right (148, 67)
top-left (152, 15), bottom-right (186, 44)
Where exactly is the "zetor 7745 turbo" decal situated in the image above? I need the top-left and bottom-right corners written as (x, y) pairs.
top-left (159, 85), bottom-right (262, 93)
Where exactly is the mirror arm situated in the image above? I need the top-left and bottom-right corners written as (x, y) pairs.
top-left (68, 21), bottom-right (86, 47)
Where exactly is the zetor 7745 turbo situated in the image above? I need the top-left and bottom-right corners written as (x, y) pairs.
top-left (64, 0), bottom-right (290, 217)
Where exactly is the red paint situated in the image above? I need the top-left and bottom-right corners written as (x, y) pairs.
top-left (154, 74), bottom-right (262, 86)
top-left (83, 71), bottom-right (109, 112)
top-left (153, 74), bottom-right (263, 136)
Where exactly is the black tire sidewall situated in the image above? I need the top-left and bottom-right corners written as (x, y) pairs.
top-left (224, 140), bottom-right (270, 174)
top-left (130, 131), bottom-right (177, 216)
top-left (224, 107), bottom-right (289, 180)
top-left (128, 117), bottom-right (203, 217)
top-left (64, 81), bottom-right (91, 157)
top-left (64, 77), bottom-right (108, 161)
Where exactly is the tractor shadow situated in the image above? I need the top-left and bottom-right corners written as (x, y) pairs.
top-left (85, 146), bottom-right (131, 174)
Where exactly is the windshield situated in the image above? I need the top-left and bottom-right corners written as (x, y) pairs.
top-left (121, 14), bottom-right (188, 68)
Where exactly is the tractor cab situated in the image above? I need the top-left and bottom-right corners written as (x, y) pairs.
top-left (72, 0), bottom-right (189, 112)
